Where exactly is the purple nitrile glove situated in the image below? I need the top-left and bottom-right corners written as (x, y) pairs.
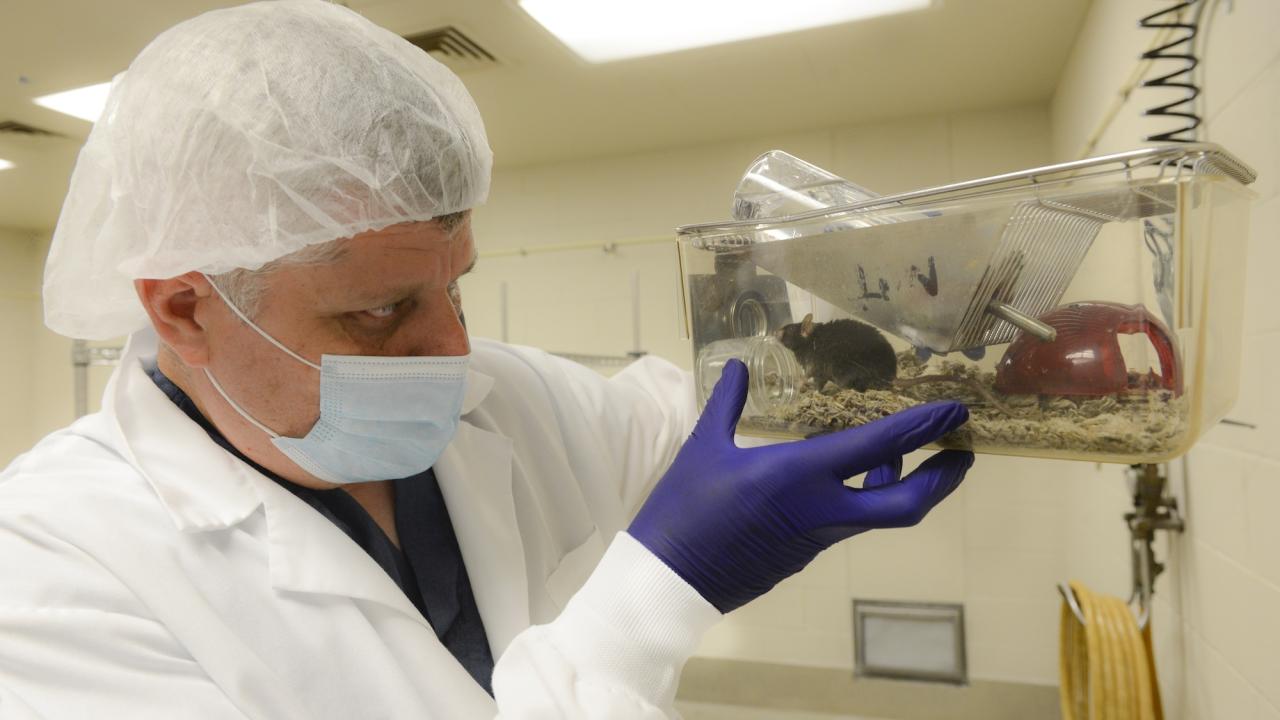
top-left (628, 359), bottom-right (974, 614)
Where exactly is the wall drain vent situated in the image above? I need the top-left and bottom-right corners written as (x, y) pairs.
top-left (853, 599), bottom-right (967, 685)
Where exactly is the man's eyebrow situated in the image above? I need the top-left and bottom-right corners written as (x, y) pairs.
top-left (329, 251), bottom-right (476, 310)
top-left (340, 284), bottom-right (420, 308)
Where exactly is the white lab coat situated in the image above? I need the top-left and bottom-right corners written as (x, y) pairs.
top-left (0, 329), bottom-right (722, 718)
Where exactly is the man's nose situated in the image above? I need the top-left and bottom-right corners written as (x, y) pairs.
top-left (407, 289), bottom-right (470, 357)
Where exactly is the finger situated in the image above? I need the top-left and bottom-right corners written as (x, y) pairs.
top-left (835, 450), bottom-right (974, 529)
top-left (693, 358), bottom-right (750, 441)
top-left (790, 401), bottom-right (969, 480)
top-left (927, 450), bottom-right (973, 505)
top-left (863, 456), bottom-right (903, 489)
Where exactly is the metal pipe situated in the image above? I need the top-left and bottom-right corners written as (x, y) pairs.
top-left (631, 271), bottom-right (642, 356)
top-left (72, 340), bottom-right (89, 418)
top-left (1136, 535), bottom-right (1154, 630)
top-left (479, 235), bottom-right (670, 259)
top-left (987, 301), bottom-right (1058, 342)
top-left (499, 281), bottom-right (509, 343)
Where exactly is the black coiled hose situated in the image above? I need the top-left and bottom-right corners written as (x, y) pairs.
top-left (1139, 0), bottom-right (1209, 143)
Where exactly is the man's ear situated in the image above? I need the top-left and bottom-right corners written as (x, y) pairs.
top-left (135, 272), bottom-right (214, 367)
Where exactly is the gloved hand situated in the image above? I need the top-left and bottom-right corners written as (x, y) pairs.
top-left (628, 359), bottom-right (974, 613)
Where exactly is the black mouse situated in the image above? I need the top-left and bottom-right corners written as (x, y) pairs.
top-left (774, 313), bottom-right (898, 391)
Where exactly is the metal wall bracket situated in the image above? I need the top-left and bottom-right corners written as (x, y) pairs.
top-left (1124, 462), bottom-right (1184, 629)
top-left (1059, 462), bottom-right (1184, 630)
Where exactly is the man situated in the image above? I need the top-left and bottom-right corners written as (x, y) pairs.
top-left (0, 2), bottom-right (973, 717)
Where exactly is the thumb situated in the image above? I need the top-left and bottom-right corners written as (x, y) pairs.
top-left (694, 358), bottom-right (749, 441)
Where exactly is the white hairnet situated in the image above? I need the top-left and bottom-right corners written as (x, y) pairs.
top-left (43, 0), bottom-right (492, 340)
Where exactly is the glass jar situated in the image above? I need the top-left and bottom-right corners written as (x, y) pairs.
top-left (695, 336), bottom-right (804, 420)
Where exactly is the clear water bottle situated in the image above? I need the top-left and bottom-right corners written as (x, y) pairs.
top-left (695, 335), bottom-right (804, 418)
top-left (732, 150), bottom-right (882, 221)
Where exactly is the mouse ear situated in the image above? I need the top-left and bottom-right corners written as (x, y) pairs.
top-left (801, 313), bottom-right (815, 337)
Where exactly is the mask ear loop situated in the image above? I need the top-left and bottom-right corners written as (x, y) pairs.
top-left (202, 273), bottom-right (322, 371)
top-left (200, 272), bottom-right (320, 439)
top-left (202, 367), bottom-right (282, 439)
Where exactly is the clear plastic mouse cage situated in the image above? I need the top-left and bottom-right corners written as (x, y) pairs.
top-left (677, 144), bottom-right (1256, 463)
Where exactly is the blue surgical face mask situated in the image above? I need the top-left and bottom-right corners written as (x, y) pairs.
top-left (202, 276), bottom-right (468, 485)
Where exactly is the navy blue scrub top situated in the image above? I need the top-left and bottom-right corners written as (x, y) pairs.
top-left (145, 363), bottom-right (495, 694)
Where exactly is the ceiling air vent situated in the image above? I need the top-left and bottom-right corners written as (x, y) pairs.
top-left (0, 120), bottom-right (61, 137)
top-left (404, 26), bottom-right (498, 72)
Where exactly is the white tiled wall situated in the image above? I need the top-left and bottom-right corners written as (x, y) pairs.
top-left (1052, 0), bottom-right (1280, 717)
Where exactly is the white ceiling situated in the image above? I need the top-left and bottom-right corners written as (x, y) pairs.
top-left (0, 0), bottom-right (1092, 231)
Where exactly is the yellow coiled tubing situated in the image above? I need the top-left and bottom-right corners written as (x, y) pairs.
top-left (1059, 581), bottom-right (1163, 720)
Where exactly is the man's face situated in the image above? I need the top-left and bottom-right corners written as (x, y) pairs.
top-left (202, 216), bottom-right (476, 442)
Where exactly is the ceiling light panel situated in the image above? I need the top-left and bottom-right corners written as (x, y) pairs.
top-left (518, 0), bottom-right (933, 63)
top-left (33, 81), bottom-right (113, 123)
top-left (0, 158), bottom-right (14, 171)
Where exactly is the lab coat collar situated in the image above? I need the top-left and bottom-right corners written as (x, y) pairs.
top-left (106, 329), bottom-right (263, 533)
top-left (253, 473), bottom-right (430, 623)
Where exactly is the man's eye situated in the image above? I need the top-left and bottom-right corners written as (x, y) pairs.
top-left (362, 302), bottom-right (401, 320)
